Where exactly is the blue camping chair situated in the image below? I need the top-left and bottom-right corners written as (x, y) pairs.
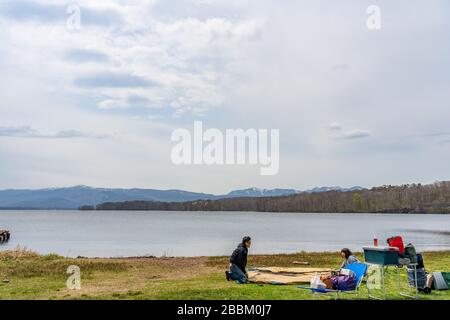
top-left (297, 263), bottom-right (368, 300)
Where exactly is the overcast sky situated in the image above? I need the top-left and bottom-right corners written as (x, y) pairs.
top-left (1, 0), bottom-right (449, 193)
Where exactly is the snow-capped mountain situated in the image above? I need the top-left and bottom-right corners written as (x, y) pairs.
top-left (223, 188), bottom-right (299, 198)
top-left (302, 186), bottom-right (364, 193)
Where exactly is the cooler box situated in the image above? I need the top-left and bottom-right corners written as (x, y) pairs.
top-left (363, 246), bottom-right (399, 265)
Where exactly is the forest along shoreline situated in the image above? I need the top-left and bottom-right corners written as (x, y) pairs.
top-left (83, 181), bottom-right (450, 214)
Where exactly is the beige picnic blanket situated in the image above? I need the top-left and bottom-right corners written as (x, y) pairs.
top-left (248, 267), bottom-right (332, 285)
top-left (251, 267), bottom-right (331, 274)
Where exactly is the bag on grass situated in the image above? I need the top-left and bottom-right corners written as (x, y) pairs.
top-left (407, 267), bottom-right (426, 288)
top-left (426, 274), bottom-right (434, 290)
top-left (387, 236), bottom-right (405, 256)
top-left (432, 272), bottom-right (449, 290)
top-left (311, 273), bottom-right (326, 289)
top-left (320, 275), bottom-right (335, 289)
top-left (405, 243), bottom-right (417, 263)
top-left (416, 253), bottom-right (424, 269)
top-left (332, 275), bottom-right (357, 291)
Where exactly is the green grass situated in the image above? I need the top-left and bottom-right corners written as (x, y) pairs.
top-left (0, 249), bottom-right (449, 300)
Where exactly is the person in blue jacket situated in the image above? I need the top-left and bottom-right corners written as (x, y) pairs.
top-left (225, 236), bottom-right (251, 283)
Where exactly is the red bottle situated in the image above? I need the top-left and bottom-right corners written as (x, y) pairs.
top-left (373, 235), bottom-right (379, 247)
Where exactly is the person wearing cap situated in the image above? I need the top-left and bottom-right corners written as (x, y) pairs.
top-left (225, 236), bottom-right (251, 283)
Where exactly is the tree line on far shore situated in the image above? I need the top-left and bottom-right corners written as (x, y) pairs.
top-left (80, 181), bottom-right (450, 214)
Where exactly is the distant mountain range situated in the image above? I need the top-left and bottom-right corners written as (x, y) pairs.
top-left (0, 185), bottom-right (364, 209)
top-left (225, 186), bottom-right (364, 197)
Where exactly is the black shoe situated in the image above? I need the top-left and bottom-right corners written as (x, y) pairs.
top-left (225, 271), bottom-right (231, 281)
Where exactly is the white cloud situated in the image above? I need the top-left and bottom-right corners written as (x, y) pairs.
top-left (338, 130), bottom-right (371, 140)
top-left (1, 1), bottom-right (264, 117)
top-left (1, 0), bottom-right (450, 192)
top-left (328, 122), bottom-right (342, 131)
top-left (0, 126), bottom-right (106, 139)
top-left (328, 124), bottom-right (370, 140)
top-left (97, 99), bottom-right (129, 110)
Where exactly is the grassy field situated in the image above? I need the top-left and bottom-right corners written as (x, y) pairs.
top-left (0, 248), bottom-right (449, 300)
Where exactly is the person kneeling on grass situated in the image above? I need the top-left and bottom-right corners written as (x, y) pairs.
top-left (225, 236), bottom-right (251, 284)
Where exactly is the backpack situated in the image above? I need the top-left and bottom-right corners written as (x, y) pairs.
top-left (332, 275), bottom-right (357, 291)
top-left (387, 236), bottom-right (405, 256)
top-left (407, 267), bottom-right (426, 289)
top-left (416, 253), bottom-right (425, 269)
top-left (404, 243), bottom-right (417, 263)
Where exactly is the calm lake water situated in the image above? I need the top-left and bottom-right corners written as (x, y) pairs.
top-left (0, 210), bottom-right (449, 257)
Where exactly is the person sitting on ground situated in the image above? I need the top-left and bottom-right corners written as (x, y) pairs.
top-left (340, 248), bottom-right (360, 269)
top-left (225, 236), bottom-right (251, 284)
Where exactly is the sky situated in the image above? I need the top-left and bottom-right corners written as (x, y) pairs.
top-left (0, 0), bottom-right (449, 194)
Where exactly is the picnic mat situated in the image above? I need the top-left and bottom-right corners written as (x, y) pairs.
top-left (250, 267), bottom-right (331, 274)
top-left (247, 267), bottom-right (331, 285)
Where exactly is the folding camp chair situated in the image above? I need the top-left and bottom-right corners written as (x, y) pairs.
top-left (297, 263), bottom-right (368, 300)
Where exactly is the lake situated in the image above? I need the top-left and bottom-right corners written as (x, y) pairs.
top-left (0, 210), bottom-right (449, 257)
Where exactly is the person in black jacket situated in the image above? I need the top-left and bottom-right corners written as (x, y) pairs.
top-left (225, 236), bottom-right (251, 283)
